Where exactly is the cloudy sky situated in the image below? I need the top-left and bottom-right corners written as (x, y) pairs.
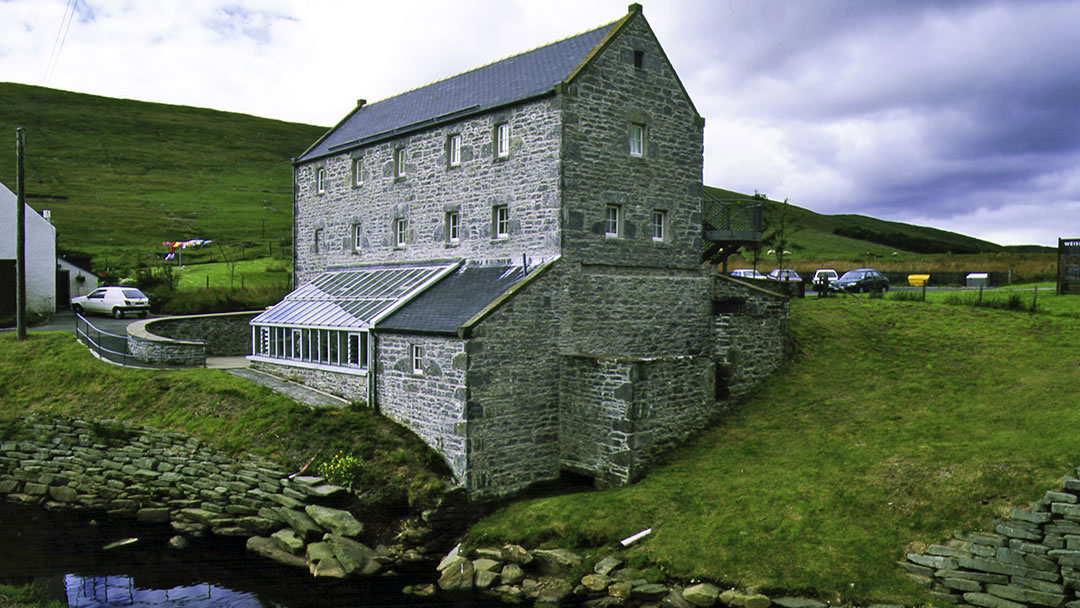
top-left (2, 0), bottom-right (1077, 247)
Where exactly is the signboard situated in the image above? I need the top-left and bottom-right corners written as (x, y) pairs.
top-left (1059, 238), bottom-right (1080, 295)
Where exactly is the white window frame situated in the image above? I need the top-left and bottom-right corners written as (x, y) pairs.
top-left (316, 167), bottom-right (327, 193)
top-left (493, 205), bottom-right (509, 239)
top-left (394, 218), bottom-right (407, 248)
top-left (495, 123), bottom-right (510, 158)
top-left (446, 211), bottom-right (460, 243)
top-left (411, 344), bottom-right (424, 375)
top-left (251, 326), bottom-right (368, 373)
top-left (605, 204), bottom-right (621, 237)
top-left (629, 123), bottom-right (645, 157)
top-left (652, 209), bottom-right (667, 241)
top-left (353, 223), bottom-right (363, 250)
top-left (353, 157), bottom-right (363, 186)
top-left (395, 147), bottom-right (407, 178)
top-left (448, 134), bottom-right (462, 167)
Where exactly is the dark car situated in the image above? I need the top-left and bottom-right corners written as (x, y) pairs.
top-left (830, 268), bottom-right (889, 293)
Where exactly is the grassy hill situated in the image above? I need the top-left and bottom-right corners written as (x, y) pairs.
top-left (0, 82), bottom-right (326, 266)
top-left (470, 296), bottom-right (1080, 604)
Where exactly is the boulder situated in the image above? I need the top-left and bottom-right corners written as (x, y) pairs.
top-left (634, 583), bottom-right (671, 601)
top-left (745, 593), bottom-right (772, 608)
top-left (438, 557), bottom-right (475, 592)
top-left (136, 507), bottom-right (171, 523)
top-left (535, 579), bottom-right (574, 608)
top-left (437, 543), bottom-right (464, 571)
top-left (271, 529), bottom-right (305, 555)
top-left (473, 558), bottom-right (501, 572)
top-left (501, 562), bottom-right (525, 585)
top-left (278, 508), bottom-right (324, 541)
top-left (502, 543), bottom-right (534, 565)
top-left (594, 555), bottom-right (623, 576)
top-left (684, 583), bottom-right (721, 607)
top-left (305, 505), bottom-right (364, 538)
top-left (476, 569), bottom-right (499, 590)
top-left (245, 536), bottom-right (307, 569)
top-left (325, 534), bottom-right (381, 576)
top-left (533, 548), bottom-right (583, 575)
top-left (582, 574), bottom-right (611, 593)
top-left (48, 485), bottom-right (78, 503)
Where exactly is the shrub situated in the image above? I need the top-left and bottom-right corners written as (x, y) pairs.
top-left (316, 451), bottom-right (367, 490)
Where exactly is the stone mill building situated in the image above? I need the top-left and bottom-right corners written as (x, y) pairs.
top-left (250, 4), bottom-right (790, 499)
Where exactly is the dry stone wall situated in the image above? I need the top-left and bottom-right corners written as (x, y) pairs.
top-left (903, 472), bottom-right (1080, 608)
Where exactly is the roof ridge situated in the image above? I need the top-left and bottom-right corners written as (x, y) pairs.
top-left (359, 19), bottom-right (621, 111)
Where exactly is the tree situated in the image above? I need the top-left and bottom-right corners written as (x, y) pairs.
top-left (761, 197), bottom-right (798, 272)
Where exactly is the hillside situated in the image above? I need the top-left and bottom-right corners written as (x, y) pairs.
top-left (707, 186), bottom-right (1010, 259)
top-left (0, 82), bottom-right (326, 265)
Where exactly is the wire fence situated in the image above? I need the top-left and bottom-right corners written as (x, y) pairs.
top-left (73, 314), bottom-right (172, 369)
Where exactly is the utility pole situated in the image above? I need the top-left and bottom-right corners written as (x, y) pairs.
top-left (15, 128), bottom-right (27, 340)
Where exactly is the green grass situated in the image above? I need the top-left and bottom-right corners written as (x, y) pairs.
top-left (468, 298), bottom-right (1080, 604)
top-left (0, 583), bottom-right (66, 608)
top-left (173, 257), bottom-right (292, 290)
top-left (0, 82), bottom-right (325, 266)
top-left (0, 332), bottom-right (450, 507)
top-left (886, 285), bottom-right (1080, 317)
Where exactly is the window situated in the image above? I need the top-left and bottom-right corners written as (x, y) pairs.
top-left (352, 224), bottom-right (363, 250)
top-left (313, 228), bottom-right (323, 253)
top-left (316, 167), bottom-right (327, 193)
top-left (493, 205), bottom-right (509, 239)
top-left (252, 326), bottom-right (367, 370)
top-left (446, 211), bottom-right (460, 243)
top-left (352, 158), bottom-right (363, 186)
top-left (448, 134), bottom-right (462, 167)
top-left (394, 218), bottom-right (407, 248)
top-left (605, 205), bottom-right (621, 237)
top-left (633, 50), bottom-right (645, 69)
top-left (495, 123), bottom-right (510, 158)
top-left (629, 123), bottom-right (645, 157)
top-left (411, 344), bottom-right (424, 375)
top-left (395, 147), bottom-right (407, 178)
top-left (652, 210), bottom-right (667, 241)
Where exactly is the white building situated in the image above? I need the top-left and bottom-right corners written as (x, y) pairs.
top-left (0, 180), bottom-right (57, 317)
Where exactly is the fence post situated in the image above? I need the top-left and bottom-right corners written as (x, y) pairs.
top-left (206, 276), bottom-right (209, 289)
top-left (921, 283), bottom-right (927, 302)
top-left (978, 286), bottom-right (983, 304)
top-left (1033, 285), bottom-right (1038, 312)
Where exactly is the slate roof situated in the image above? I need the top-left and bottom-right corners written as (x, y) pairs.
top-left (250, 262), bottom-right (459, 330)
top-left (377, 264), bottom-right (527, 335)
top-left (297, 20), bottom-right (619, 163)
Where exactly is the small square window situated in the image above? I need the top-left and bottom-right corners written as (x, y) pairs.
top-left (316, 167), bottom-right (327, 193)
top-left (446, 211), bottom-right (460, 243)
top-left (629, 123), bottom-right (645, 157)
top-left (493, 205), bottom-right (509, 239)
top-left (605, 205), bottom-right (621, 237)
top-left (495, 123), bottom-right (510, 158)
top-left (411, 344), bottom-right (424, 375)
top-left (395, 147), bottom-right (407, 178)
top-left (633, 50), bottom-right (645, 69)
top-left (394, 218), bottom-right (407, 248)
top-left (652, 210), bottom-right (667, 241)
top-left (448, 134), bottom-right (462, 167)
top-left (353, 223), bottom-right (363, 250)
top-left (353, 158), bottom-right (363, 186)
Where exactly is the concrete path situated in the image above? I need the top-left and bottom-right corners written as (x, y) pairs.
top-left (224, 367), bottom-right (350, 408)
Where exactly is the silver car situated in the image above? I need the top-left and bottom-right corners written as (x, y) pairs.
top-left (71, 286), bottom-right (151, 318)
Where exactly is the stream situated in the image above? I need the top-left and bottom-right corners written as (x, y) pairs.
top-left (0, 502), bottom-right (451, 607)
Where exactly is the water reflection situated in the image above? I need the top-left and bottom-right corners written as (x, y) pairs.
top-left (64, 575), bottom-right (260, 608)
top-left (0, 503), bottom-right (451, 608)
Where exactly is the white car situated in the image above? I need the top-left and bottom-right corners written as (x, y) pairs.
top-left (767, 269), bottom-right (803, 282)
top-left (730, 269), bottom-right (768, 279)
top-left (811, 269), bottom-right (839, 287)
top-left (71, 286), bottom-right (151, 318)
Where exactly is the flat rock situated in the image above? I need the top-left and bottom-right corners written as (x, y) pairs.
top-left (438, 557), bottom-right (474, 592)
top-left (278, 508), bottom-right (323, 541)
top-left (683, 583), bottom-right (721, 607)
top-left (245, 536), bottom-right (307, 569)
top-left (594, 555), bottom-right (624, 576)
top-left (533, 548), bottom-right (583, 575)
top-left (271, 529), bottom-right (305, 555)
top-left (325, 534), bottom-right (381, 576)
top-left (304, 505), bottom-right (363, 537)
top-left (501, 562), bottom-right (525, 585)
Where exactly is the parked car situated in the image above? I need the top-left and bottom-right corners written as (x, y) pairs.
top-left (767, 269), bottom-right (803, 282)
top-left (829, 268), bottom-right (890, 293)
top-left (811, 268), bottom-right (838, 289)
top-left (730, 269), bottom-right (768, 279)
top-left (71, 286), bottom-right (151, 318)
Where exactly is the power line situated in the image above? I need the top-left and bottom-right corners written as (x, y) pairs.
top-left (43, 0), bottom-right (78, 86)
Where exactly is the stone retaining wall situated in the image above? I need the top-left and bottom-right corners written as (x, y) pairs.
top-left (903, 471), bottom-right (1080, 608)
top-left (0, 415), bottom-right (446, 579)
top-left (144, 311), bottom-right (259, 356)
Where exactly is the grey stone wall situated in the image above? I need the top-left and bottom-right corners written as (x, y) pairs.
top-left (293, 97), bottom-right (563, 285)
top-left (249, 360), bottom-right (369, 405)
top-left (903, 471), bottom-right (1080, 608)
top-left (127, 330), bottom-right (205, 366)
top-left (146, 312), bottom-right (259, 356)
top-left (712, 277), bottom-right (791, 400)
top-left (0, 415), bottom-right (340, 537)
top-left (375, 334), bottom-right (469, 482)
top-left (560, 12), bottom-right (704, 271)
top-left (458, 263), bottom-right (567, 497)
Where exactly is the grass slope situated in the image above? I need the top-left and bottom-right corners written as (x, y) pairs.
top-left (0, 83), bottom-right (326, 265)
top-left (0, 331), bottom-right (449, 506)
top-left (469, 298), bottom-right (1080, 603)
